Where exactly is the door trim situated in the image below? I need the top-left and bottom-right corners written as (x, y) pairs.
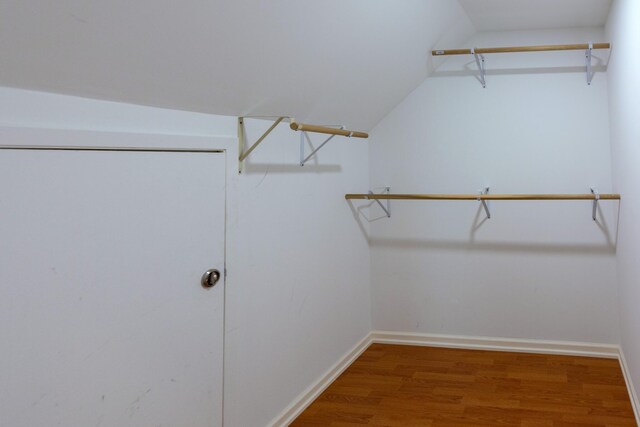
top-left (1, 129), bottom-right (231, 426)
top-left (1, 141), bottom-right (228, 426)
top-left (0, 145), bottom-right (223, 153)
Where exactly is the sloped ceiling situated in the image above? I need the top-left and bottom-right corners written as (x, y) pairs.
top-left (0, 1), bottom-right (614, 130)
top-left (459, 0), bottom-right (612, 32)
top-left (0, 0), bottom-right (473, 131)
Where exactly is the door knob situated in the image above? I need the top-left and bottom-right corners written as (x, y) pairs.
top-left (201, 269), bottom-right (221, 289)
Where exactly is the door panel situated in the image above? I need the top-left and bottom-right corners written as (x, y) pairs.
top-left (0, 149), bottom-right (225, 427)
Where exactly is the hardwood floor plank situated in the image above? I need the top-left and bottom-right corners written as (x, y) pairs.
top-left (290, 344), bottom-right (636, 426)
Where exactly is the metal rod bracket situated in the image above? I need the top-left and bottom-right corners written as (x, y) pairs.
top-left (366, 187), bottom-right (391, 218)
top-left (586, 42), bottom-right (594, 85)
top-left (478, 187), bottom-right (491, 219)
top-left (299, 126), bottom-right (344, 166)
top-left (238, 116), bottom-right (285, 173)
top-left (471, 48), bottom-right (487, 88)
top-left (591, 187), bottom-right (600, 221)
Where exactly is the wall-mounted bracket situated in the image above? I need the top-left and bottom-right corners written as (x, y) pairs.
top-left (433, 42), bottom-right (610, 86)
top-left (299, 126), bottom-right (344, 166)
top-left (471, 48), bottom-right (487, 88)
top-left (585, 43), bottom-right (594, 85)
top-left (238, 116), bottom-right (286, 173)
top-left (238, 116), bottom-right (368, 173)
top-left (478, 187), bottom-right (491, 219)
top-left (365, 187), bottom-right (391, 218)
top-left (591, 187), bottom-right (600, 221)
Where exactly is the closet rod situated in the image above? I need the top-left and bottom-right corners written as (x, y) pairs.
top-left (432, 43), bottom-right (610, 56)
top-left (345, 193), bottom-right (621, 201)
top-left (290, 120), bottom-right (368, 138)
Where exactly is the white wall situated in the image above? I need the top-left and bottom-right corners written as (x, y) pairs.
top-left (0, 87), bottom-right (234, 135)
top-left (226, 121), bottom-right (371, 427)
top-left (368, 28), bottom-right (620, 344)
top-left (606, 0), bottom-right (640, 406)
top-left (0, 87), bottom-right (372, 427)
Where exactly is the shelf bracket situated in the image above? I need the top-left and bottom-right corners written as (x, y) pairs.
top-left (471, 48), bottom-right (487, 88)
top-left (238, 116), bottom-right (285, 173)
top-left (365, 187), bottom-right (391, 218)
top-left (585, 42), bottom-right (594, 85)
top-left (478, 187), bottom-right (491, 219)
top-left (591, 187), bottom-right (600, 221)
top-left (299, 126), bottom-right (344, 166)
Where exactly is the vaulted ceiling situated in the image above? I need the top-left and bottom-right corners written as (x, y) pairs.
top-left (459, 0), bottom-right (611, 32)
top-left (0, 0), bottom-right (612, 130)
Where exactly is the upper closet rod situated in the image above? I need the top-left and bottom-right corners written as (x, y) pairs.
top-left (432, 43), bottom-right (611, 56)
top-left (345, 193), bottom-right (620, 201)
top-left (432, 43), bottom-right (610, 87)
top-left (238, 116), bottom-right (368, 173)
top-left (289, 120), bottom-right (368, 138)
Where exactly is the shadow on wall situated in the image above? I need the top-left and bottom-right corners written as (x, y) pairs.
top-left (367, 238), bottom-right (615, 255)
top-left (430, 64), bottom-right (608, 81)
top-left (347, 200), bottom-right (619, 255)
top-left (239, 134), bottom-right (343, 175)
top-left (241, 162), bottom-right (342, 175)
top-left (430, 54), bottom-right (608, 86)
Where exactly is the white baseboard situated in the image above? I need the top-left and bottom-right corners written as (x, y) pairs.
top-left (371, 330), bottom-right (620, 359)
top-left (619, 348), bottom-right (640, 424)
top-left (268, 334), bottom-right (372, 427)
top-left (271, 331), bottom-right (635, 426)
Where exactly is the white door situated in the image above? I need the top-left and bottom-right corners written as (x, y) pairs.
top-left (0, 147), bottom-right (225, 427)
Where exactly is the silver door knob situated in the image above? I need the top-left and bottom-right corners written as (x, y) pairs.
top-left (201, 269), bottom-right (221, 289)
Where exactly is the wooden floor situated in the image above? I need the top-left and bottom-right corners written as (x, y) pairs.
top-left (291, 344), bottom-right (636, 427)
